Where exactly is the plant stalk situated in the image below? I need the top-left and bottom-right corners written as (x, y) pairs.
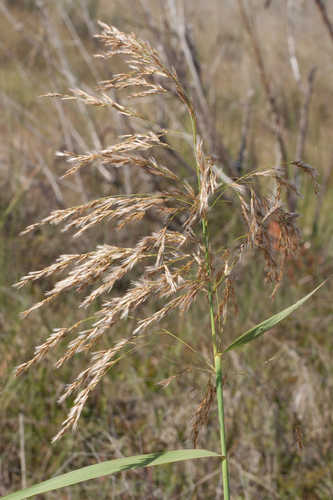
top-left (203, 218), bottom-right (230, 500)
top-left (215, 353), bottom-right (230, 499)
top-left (190, 106), bottom-right (230, 498)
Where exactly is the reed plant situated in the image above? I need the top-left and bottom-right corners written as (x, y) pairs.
top-left (7, 22), bottom-right (324, 499)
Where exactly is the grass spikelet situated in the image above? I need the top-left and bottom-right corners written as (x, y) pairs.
top-left (192, 378), bottom-right (215, 448)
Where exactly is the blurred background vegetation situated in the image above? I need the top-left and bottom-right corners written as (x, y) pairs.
top-left (1, 0), bottom-right (333, 498)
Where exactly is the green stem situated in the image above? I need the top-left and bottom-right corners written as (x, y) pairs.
top-left (215, 353), bottom-right (230, 499)
top-left (203, 218), bottom-right (230, 499)
top-left (189, 105), bottom-right (230, 498)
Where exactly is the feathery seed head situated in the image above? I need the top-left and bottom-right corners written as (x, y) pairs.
top-left (15, 22), bottom-right (300, 441)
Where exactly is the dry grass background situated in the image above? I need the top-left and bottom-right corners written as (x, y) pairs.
top-left (1, 0), bottom-right (333, 498)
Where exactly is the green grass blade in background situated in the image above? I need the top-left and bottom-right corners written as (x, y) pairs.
top-left (1, 449), bottom-right (221, 500)
top-left (223, 281), bottom-right (325, 354)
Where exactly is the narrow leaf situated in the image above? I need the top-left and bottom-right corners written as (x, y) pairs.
top-left (2, 449), bottom-right (221, 500)
top-left (223, 281), bottom-right (325, 354)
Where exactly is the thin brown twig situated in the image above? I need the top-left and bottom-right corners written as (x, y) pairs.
top-left (284, 66), bottom-right (317, 212)
top-left (234, 91), bottom-right (254, 175)
top-left (314, 0), bottom-right (333, 44)
top-left (237, 0), bottom-right (293, 209)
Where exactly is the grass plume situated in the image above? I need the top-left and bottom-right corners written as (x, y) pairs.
top-left (13, 19), bottom-right (320, 497)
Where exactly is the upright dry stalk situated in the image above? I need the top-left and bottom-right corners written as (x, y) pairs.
top-left (293, 67), bottom-right (317, 208)
top-left (237, 0), bottom-right (295, 211)
top-left (234, 91), bottom-right (253, 175)
top-left (237, 1), bottom-right (287, 163)
top-left (287, 0), bottom-right (302, 86)
top-left (295, 68), bottom-right (317, 163)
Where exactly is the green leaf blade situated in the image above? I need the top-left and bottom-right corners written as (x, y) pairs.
top-left (223, 281), bottom-right (325, 354)
top-left (1, 449), bottom-right (221, 500)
